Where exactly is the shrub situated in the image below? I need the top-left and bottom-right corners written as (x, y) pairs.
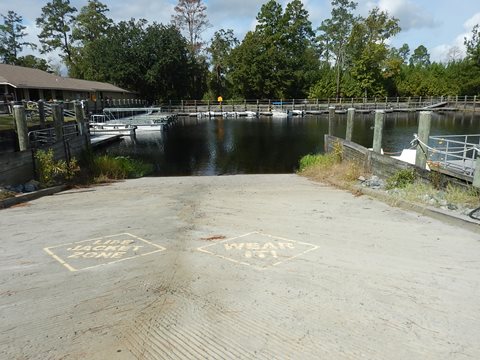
top-left (386, 168), bottom-right (416, 190)
top-left (93, 155), bottom-right (153, 180)
top-left (35, 149), bottom-right (79, 187)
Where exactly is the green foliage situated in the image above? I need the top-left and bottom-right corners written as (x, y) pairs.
top-left (465, 24), bottom-right (480, 68)
top-left (409, 45), bottom-right (431, 67)
top-left (14, 55), bottom-right (50, 71)
top-left (386, 168), bottom-right (416, 190)
top-left (207, 29), bottom-right (239, 98)
top-left (93, 155), bottom-right (153, 180)
top-left (0, 10), bottom-right (36, 64)
top-left (36, 0), bottom-right (77, 65)
top-left (229, 0), bottom-right (320, 99)
top-left (35, 149), bottom-right (79, 187)
top-left (298, 153), bottom-right (338, 172)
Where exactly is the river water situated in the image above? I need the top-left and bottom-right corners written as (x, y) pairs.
top-left (101, 112), bottom-right (480, 176)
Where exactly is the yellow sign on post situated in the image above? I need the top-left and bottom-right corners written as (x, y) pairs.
top-left (217, 96), bottom-right (223, 103)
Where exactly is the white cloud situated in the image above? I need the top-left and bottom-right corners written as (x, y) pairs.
top-left (430, 12), bottom-right (480, 62)
top-left (375, 0), bottom-right (437, 30)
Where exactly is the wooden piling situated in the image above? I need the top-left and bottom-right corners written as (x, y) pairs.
top-left (372, 110), bottom-right (385, 154)
top-left (74, 102), bottom-right (85, 135)
top-left (346, 108), bottom-right (355, 142)
top-left (473, 156), bottom-right (480, 188)
top-left (328, 106), bottom-right (335, 136)
top-left (415, 111), bottom-right (431, 169)
top-left (38, 100), bottom-right (46, 129)
top-left (13, 105), bottom-right (29, 151)
top-left (51, 104), bottom-right (64, 141)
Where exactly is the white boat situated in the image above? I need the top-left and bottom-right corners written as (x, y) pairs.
top-left (291, 109), bottom-right (305, 116)
top-left (89, 123), bottom-right (136, 136)
top-left (271, 109), bottom-right (292, 118)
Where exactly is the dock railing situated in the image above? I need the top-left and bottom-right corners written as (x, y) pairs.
top-left (427, 134), bottom-right (480, 177)
top-left (28, 124), bottom-right (80, 149)
top-left (159, 96), bottom-right (478, 114)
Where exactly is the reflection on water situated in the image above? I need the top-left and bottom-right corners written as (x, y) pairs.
top-left (101, 112), bottom-right (480, 176)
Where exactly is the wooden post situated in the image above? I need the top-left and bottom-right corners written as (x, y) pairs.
top-left (328, 106), bottom-right (335, 136)
top-left (244, 99), bottom-right (247, 111)
top-left (473, 156), bottom-right (480, 188)
top-left (74, 101), bottom-right (85, 135)
top-left (257, 99), bottom-right (259, 114)
top-left (51, 103), bottom-right (64, 141)
top-left (195, 99), bottom-right (197, 113)
top-left (346, 108), bottom-right (355, 142)
top-left (415, 111), bottom-right (431, 169)
top-left (38, 100), bottom-right (46, 129)
top-left (372, 110), bottom-right (385, 154)
top-left (464, 95), bottom-right (468, 111)
top-left (13, 105), bottom-right (29, 151)
top-left (474, 95), bottom-right (477, 113)
top-left (292, 98), bottom-right (295, 111)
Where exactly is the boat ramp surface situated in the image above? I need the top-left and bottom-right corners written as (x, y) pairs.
top-left (1, 175), bottom-right (480, 359)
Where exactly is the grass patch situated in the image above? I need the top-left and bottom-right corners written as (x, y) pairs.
top-left (386, 168), bottom-right (416, 190)
top-left (444, 183), bottom-right (480, 208)
top-left (92, 155), bottom-right (154, 181)
top-left (299, 152), bottom-right (364, 188)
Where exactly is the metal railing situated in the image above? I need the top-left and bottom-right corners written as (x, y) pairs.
top-left (428, 134), bottom-right (480, 176)
top-left (157, 95), bottom-right (478, 113)
top-left (28, 124), bottom-right (80, 149)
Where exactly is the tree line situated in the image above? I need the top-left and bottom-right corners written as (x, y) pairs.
top-left (0, 0), bottom-right (479, 101)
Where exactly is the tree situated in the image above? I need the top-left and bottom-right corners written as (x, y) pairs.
top-left (69, 0), bottom-right (113, 78)
top-left (465, 24), bottom-right (480, 68)
top-left (76, 18), bottom-right (198, 101)
top-left (348, 7), bottom-right (400, 96)
top-left (72, 0), bottom-right (112, 43)
top-left (15, 55), bottom-right (50, 71)
top-left (409, 45), bottom-right (430, 67)
top-left (446, 46), bottom-right (462, 63)
top-left (229, 0), bottom-right (320, 99)
top-left (36, 0), bottom-right (77, 66)
top-left (317, 0), bottom-right (357, 97)
top-left (0, 11), bottom-right (36, 64)
top-left (172, 0), bottom-right (210, 56)
top-left (207, 29), bottom-right (239, 97)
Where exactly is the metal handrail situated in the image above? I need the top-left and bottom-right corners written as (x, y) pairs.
top-left (428, 134), bottom-right (480, 176)
top-left (28, 124), bottom-right (80, 149)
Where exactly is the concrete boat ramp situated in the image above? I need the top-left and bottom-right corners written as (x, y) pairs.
top-left (1, 175), bottom-right (480, 359)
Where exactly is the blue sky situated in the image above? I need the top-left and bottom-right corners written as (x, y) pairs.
top-left (1, 0), bottom-right (480, 64)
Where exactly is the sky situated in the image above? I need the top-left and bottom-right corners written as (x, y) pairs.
top-left (1, 0), bottom-right (480, 65)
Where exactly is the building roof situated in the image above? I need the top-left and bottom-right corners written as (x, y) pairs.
top-left (0, 63), bottom-right (129, 93)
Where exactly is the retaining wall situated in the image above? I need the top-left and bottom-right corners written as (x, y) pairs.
top-left (0, 135), bottom-right (88, 185)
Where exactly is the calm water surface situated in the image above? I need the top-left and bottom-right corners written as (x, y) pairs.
top-left (102, 112), bottom-right (480, 176)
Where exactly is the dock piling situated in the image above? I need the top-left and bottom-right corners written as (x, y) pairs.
top-left (346, 108), bottom-right (355, 141)
top-left (38, 100), bottom-right (46, 129)
top-left (74, 102), bottom-right (85, 136)
top-left (372, 110), bottom-right (385, 154)
top-left (474, 156), bottom-right (480, 188)
top-left (415, 111), bottom-right (432, 169)
top-left (13, 105), bottom-right (29, 151)
top-left (328, 106), bottom-right (335, 136)
top-left (51, 103), bottom-right (64, 141)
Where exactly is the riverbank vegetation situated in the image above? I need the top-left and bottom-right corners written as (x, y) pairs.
top-left (299, 152), bottom-right (480, 214)
top-left (33, 148), bottom-right (154, 188)
top-left (1, 0), bottom-right (479, 101)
